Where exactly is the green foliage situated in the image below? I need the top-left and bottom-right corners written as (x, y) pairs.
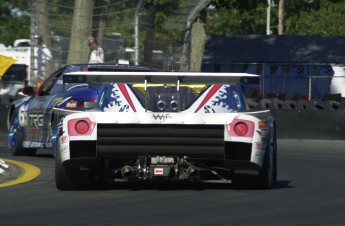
top-left (2, 0), bottom-right (345, 48)
top-left (207, 0), bottom-right (345, 35)
top-left (48, 0), bottom-right (75, 36)
top-left (207, 0), bottom-right (269, 35)
top-left (0, 0), bottom-right (30, 46)
top-left (285, 0), bottom-right (345, 34)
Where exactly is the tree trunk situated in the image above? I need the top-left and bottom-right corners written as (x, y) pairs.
top-left (278, 0), bottom-right (284, 35)
top-left (190, 13), bottom-right (207, 72)
top-left (35, 0), bottom-right (55, 78)
top-left (67, 0), bottom-right (93, 64)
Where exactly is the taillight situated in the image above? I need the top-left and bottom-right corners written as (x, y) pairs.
top-left (77, 98), bottom-right (98, 108)
top-left (227, 119), bottom-right (254, 138)
top-left (68, 117), bottom-right (95, 136)
top-left (234, 122), bottom-right (248, 136)
top-left (75, 120), bottom-right (89, 134)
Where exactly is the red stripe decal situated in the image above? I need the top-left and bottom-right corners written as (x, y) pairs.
top-left (194, 84), bottom-right (222, 113)
top-left (118, 84), bottom-right (136, 112)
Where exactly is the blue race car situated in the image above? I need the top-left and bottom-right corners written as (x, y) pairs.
top-left (7, 64), bottom-right (152, 156)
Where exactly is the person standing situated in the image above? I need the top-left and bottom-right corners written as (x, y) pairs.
top-left (34, 34), bottom-right (52, 83)
top-left (88, 36), bottom-right (104, 63)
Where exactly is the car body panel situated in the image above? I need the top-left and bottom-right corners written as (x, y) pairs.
top-left (7, 64), bottom-right (153, 154)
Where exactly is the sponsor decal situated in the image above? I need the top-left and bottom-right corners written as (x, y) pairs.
top-left (194, 84), bottom-right (222, 113)
top-left (29, 141), bottom-right (43, 148)
top-left (154, 168), bottom-right (164, 175)
top-left (254, 142), bottom-right (262, 149)
top-left (120, 104), bottom-right (129, 112)
top-left (118, 84), bottom-right (136, 112)
top-left (23, 141), bottom-right (30, 147)
top-left (152, 113), bottom-right (171, 122)
top-left (29, 113), bottom-right (44, 128)
top-left (56, 96), bottom-right (72, 107)
top-left (60, 135), bottom-right (68, 143)
top-left (204, 105), bottom-right (215, 113)
top-left (60, 145), bottom-right (68, 153)
top-left (66, 100), bottom-right (77, 108)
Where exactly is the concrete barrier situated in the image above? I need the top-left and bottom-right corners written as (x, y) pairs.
top-left (271, 109), bottom-right (345, 140)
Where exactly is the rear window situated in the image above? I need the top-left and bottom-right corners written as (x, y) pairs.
top-left (1, 64), bottom-right (27, 83)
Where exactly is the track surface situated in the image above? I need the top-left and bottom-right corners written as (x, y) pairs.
top-left (1, 137), bottom-right (345, 226)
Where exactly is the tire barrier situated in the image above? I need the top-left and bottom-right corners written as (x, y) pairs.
top-left (283, 100), bottom-right (298, 109)
top-left (295, 100), bottom-right (308, 110)
top-left (306, 99), bottom-right (333, 110)
top-left (246, 98), bottom-right (259, 110)
top-left (259, 98), bottom-right (272, 109)
top-left (253, 99), bottom-right (345, 110)
top-left (268, 99), bottom-right (285, 109)
top-left (326, 100), bottom-right (345, 110)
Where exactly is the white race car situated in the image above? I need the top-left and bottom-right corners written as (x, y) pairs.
top-left (53, 71), bottom-right (277, 190)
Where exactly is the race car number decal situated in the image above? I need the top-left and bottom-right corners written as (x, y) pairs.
top-left (18, 105), bottom-right (28, 126)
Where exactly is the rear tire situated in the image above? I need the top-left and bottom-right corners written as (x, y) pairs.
top-left (257, 137), bottom-right (274, 189)
top-left (233, 128), bottom-right (277, 190)
top-left (55, 138), bottom-right (95, 190)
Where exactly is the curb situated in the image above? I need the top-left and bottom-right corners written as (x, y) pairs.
top-left (0, 158), bottom-right (40, 188)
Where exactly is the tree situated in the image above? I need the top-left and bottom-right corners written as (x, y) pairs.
top-left (67, 0), bottom-right (93, 64)
top-left (0, 0), bottom-right (30, 46)
top-left (206, 0), bottom-right (345, 36)
top-left (278, 0), bottom-right (284, 35)
top-left (285, 0), bottom-right (345, 35)
top-left (207, 0), bottom-right (269, 35)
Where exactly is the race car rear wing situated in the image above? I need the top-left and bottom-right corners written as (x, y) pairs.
top-left (63, 71), bottom-right (259, 87)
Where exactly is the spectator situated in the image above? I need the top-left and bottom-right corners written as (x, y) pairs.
top-left (34, 34), bottom-right (52, 82)
top-left (88, 36), bottom-right (104, 63)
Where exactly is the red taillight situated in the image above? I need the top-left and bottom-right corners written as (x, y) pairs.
top-left (227, 119), bottom-right (254, 138)
top-left (234, 122), bottom-right (248, 136)
top-left (75, 120), bottom-right (89, 134)
top-left (68, 117), bottom-right (95, 136)
top-left (77, 98), bottom-right (98, 108)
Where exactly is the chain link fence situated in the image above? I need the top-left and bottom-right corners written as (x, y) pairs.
top-left (202, 62), bottom-right (345, 108)
top-left (28, 0), bottom-right (210, 85)
top-left (27, 0), bottom-right (344, 107)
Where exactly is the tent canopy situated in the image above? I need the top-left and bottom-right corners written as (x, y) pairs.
top-left (203, 35), bottom-right (345, 64)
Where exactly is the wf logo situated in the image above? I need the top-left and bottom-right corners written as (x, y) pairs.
top-left (152, 114), bottom-right (171, 122)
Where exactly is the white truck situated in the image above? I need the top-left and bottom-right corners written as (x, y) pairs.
top-left (0, 39), bottom-right (30, 104)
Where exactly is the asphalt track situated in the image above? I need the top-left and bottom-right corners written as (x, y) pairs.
top-left (1, 131), bottom-right (345, 226)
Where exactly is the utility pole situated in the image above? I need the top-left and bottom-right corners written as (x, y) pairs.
top-left (134, 0), bottom-right (144, 66)
top-left (266, 0), bottom-right (271, 35)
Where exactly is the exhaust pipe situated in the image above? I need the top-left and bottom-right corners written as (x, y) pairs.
top-left (187, 166), bottom-right (200, 181)
top-left (157, 100), bottom-right (166, 111)
top-left (121, 166), bottom-right (135, 180)
top-left (170, 100), bottom-right (179, 111)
